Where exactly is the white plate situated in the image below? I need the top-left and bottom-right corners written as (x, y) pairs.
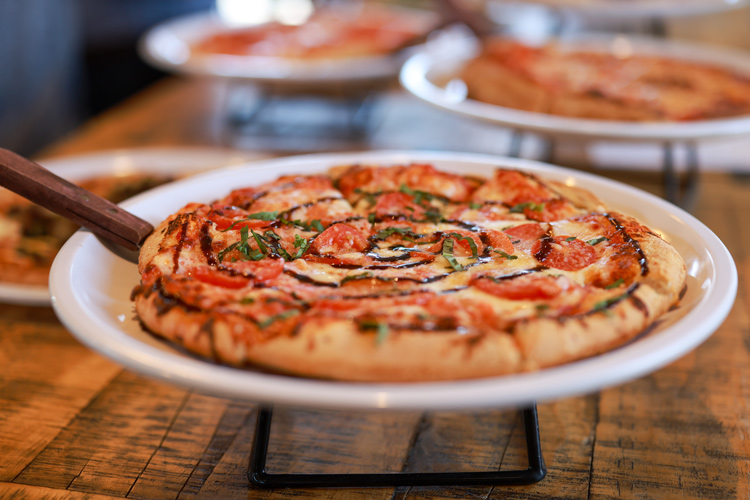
top-left (139, 9), bottom-right (439, 86)
top-left (49, 151), bottom-right (736, 411)
top-left (400, 34), bottom-right (750, 142)
top-left (486, 0), bottom-right (749, 19)
top-left (0, 147), bottom-right (261, 306)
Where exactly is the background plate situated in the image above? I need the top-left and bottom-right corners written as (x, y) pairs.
top-left (0, 147), bottom-right (260, 306)
top-left (139, 9), bottom-right (438, 86)
top-left (49, 151), bottom-right (736, 410)
top-left (484, 0), bottom-right (749, 19)
top-left (400, 34), bottom-right (750, 142)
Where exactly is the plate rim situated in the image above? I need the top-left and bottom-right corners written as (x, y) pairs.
top-left (49, 150), bottom-right (738, 410)
top-left (400, 33), bottom-right (750, 142)
top-left (484, 0), bottom-right (749, 18)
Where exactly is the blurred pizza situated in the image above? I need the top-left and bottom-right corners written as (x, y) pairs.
top-left (460, 38), bottom-right (750, 121)
top-left (192, 3), bottom-right (438, 60)
top-left (0, 173), bottom-right (174, 286)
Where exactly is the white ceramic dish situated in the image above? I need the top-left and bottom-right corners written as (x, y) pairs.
top-left (139, 9), bottom-right (439, 86)
top-left (49, 151), bottom-right (736, 411)
top-left (0, 147), bottom-right (260, 306)
top-left (486, 0), bottom-right (749, 19)
top-left (400, 34), bottom-right (750, 142)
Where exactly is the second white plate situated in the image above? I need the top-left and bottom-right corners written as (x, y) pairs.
top-left (400, 34), bottom-right (750, 142)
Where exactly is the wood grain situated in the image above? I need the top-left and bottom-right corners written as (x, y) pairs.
top-left (0, 76), bottom-right (746, 499)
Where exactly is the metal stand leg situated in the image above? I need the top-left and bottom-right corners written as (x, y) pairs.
top-left (662, 142), bottom-right (700, 210)
top-left (248, 405), bottom-right (546, 488)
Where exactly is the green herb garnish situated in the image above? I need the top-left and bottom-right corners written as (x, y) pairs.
top-left (509, 202), bottom-right (545, 213)
top-left (606, 278), bottom-right (625, 289)
top-left (587, 237), bottom-right (609, 245)
top-left (442, 238), bottom-right (463, 272)
top-left (341, 272), bottom-right (374, 285)
top-left (493, 249), bottom-right (518, 260)
top-left (222, 211), bottom-right (278, 231)
top-left (257, 309), bottom-right (300, 329)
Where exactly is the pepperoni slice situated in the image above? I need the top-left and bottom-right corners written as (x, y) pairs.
top-left (311, 223), bottom-right (370, 254)
top-left (531, 235), bottom-right (597, 271)
top-left (473, 274), bottom-right (562, 300)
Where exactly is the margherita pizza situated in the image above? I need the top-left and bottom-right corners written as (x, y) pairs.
top-left (460, 38), bottom-right (750, 121)
top-left (132, 163), bottom-right (686, 382)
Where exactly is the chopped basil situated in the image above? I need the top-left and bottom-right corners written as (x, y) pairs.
top-left (257, 309), bottom-right (300, 329)
top-left (493, 248), bottom-right (518, 260)
top-left (359, 318), bottom-right (390, 345)
top-left (469, 202), bottom-right (483, 209)
top-left (280, 218), bottom-right (325, 232)
top-left (587, 237), bottom-right (609, 245)
top-left (592, 294), bottom-right (627, 314)
top-left (422, 208), bottom-right (443, 224)
top-left (222, 211), bottom-right (278, 231)
top-left (293, 234), bottom-right (310, 258)
top-left (442, 238), bottom-right (463, 272)
top-left (446, 232), bottom-right (478, 259)
top-left (354, 188), bottom-right (378, 207)
top-left (373, 226), bottom-right (414, 240)
top-left (606, 278), bottom-right (625, 289)
top-left (240, 297), bottom-right (255, 304)
top-left (509, 202), bottom-right (545, 213)
top-left (367, 212), bottom-right (376, 224)
top-left (341, 272), bottom-right (374, 284)
top-left (218, 226), bottom-right (265, 262)
top-left (565, 236), bottom-right (577, 242)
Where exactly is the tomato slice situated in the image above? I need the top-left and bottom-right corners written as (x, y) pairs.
top-left (191, 266), bottom-right (250, 289)
top-left (483, 229), bottom-right (515, 255)
top-left (372, 192), bottom-right (424, 218)
top-left (503, 223), bottom-right (545, 242)
top-left (531, 235), bottom-right (597, 271)
top-left (311, 223), bottom-right (370, 254)
top-left (473, 274), bottom-right (562, 300)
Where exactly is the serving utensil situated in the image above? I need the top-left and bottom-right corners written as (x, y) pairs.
top-left (0, 148), bottom-right (153, 260)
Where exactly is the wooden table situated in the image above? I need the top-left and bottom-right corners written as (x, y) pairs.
top-left (1, 76), bottom-right (748, 499)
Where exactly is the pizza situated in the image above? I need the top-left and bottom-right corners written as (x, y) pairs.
top-left (0, 173), bottom-right (174, 286)
top-left (460, 38), bottom-right (750, 121)
top-left (132, 163), bottom-right (687, 382)
top-left (192, 4), bottom-right (436, 60)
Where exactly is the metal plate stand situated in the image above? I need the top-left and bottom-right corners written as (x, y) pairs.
top-left (247, 404), bottom-right (546, 488)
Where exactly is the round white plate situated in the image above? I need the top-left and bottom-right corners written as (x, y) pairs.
top-left (400, 34), bottom-right (750, 142)
top-left (49, 151), bottom-right (736, 411)
top-left (485, 0), bottom-right (748, 19)
top-left (0, 147), bottom-right (261, 306)
top-left (139, 9), bottom-right (439, 86)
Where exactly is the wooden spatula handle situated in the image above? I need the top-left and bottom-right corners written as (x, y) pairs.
top-left (0, 148), bottom-right (154, 251)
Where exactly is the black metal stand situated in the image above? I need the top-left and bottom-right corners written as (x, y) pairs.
top-left (247, 405), bottom-right (546, 489)
top-left (506, 129), bottom-right (700, 211)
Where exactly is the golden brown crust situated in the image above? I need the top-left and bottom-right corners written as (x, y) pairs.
top-left (133, 164), bottom-right (687, 382)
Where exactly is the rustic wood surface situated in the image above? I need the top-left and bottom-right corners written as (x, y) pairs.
top-left (0, 76), bottom-right (747, 499)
